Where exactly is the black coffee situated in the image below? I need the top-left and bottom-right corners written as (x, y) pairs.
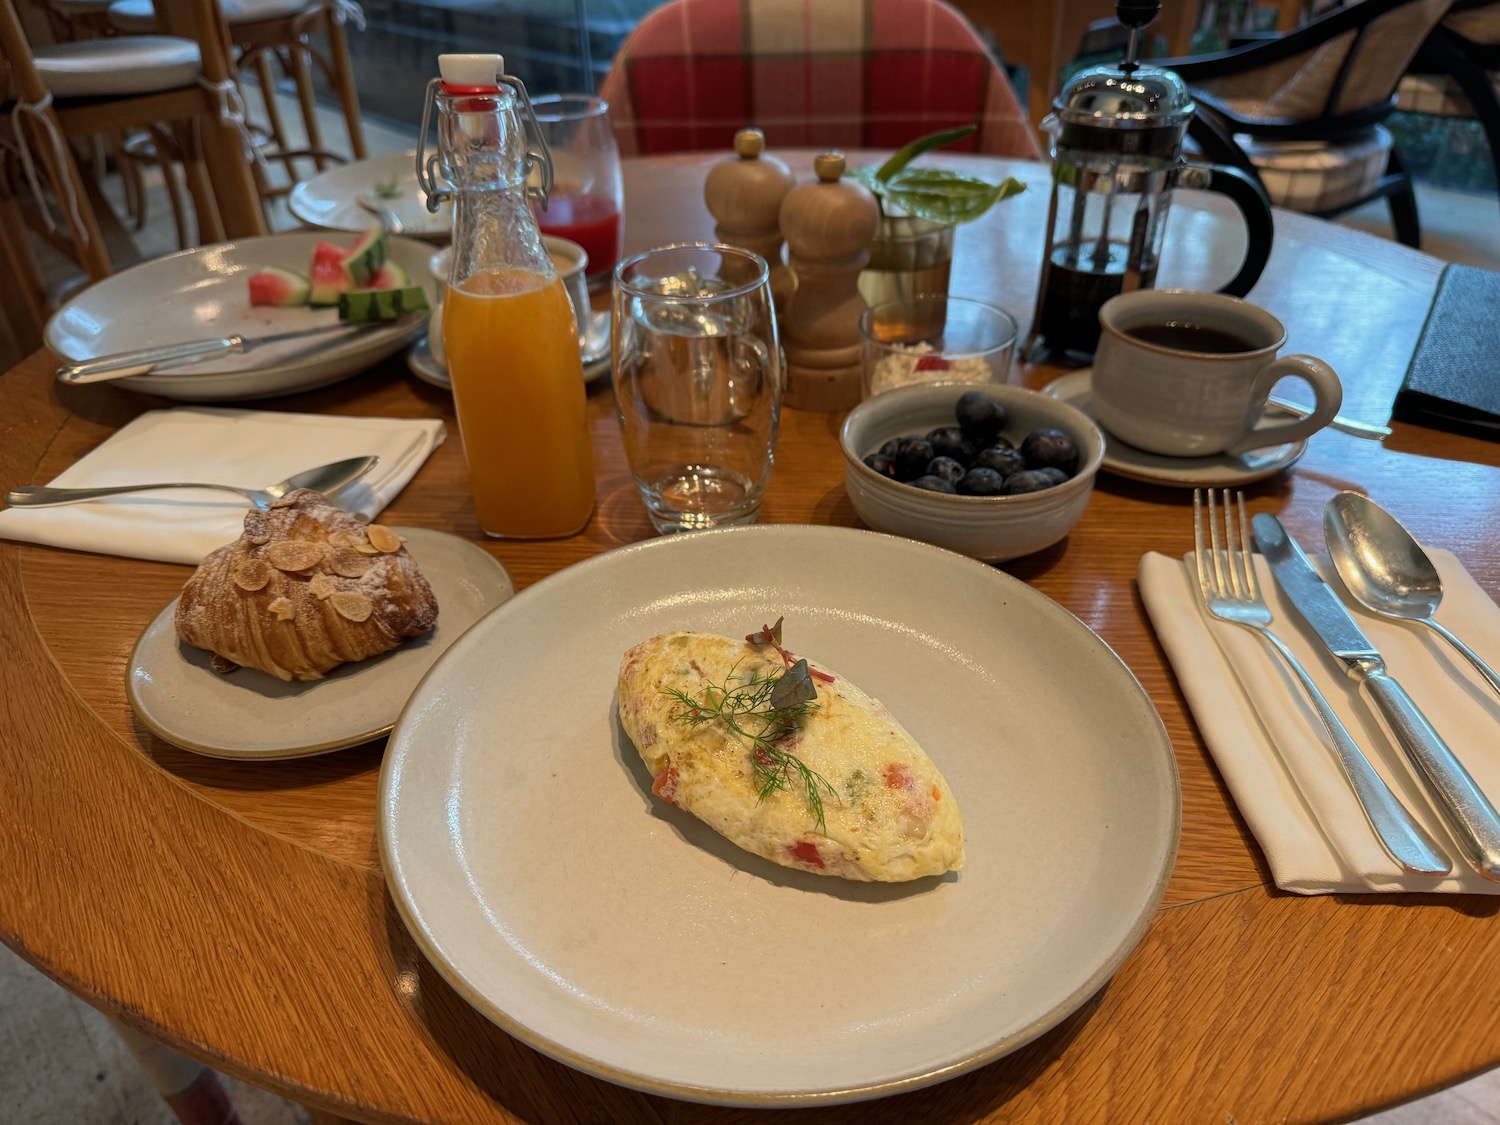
top-left (1125, 321), bottom-right (1257, 354)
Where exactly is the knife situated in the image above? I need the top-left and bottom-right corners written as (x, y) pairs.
top-left (55, 318), bottom-right (418, 385)
top-left (1253, 513), bottom-right (1500, 882)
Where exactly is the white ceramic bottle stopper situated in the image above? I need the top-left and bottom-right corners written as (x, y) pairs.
top-left (778, 152), bottom-right (879, 412)
top-left (703, 128), bottom-right (797, 314)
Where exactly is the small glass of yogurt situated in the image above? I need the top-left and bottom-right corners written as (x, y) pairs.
top-left (858, 295), bottom-right (1018, 401)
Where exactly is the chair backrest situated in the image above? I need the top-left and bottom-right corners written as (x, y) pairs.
top-left (1190, 0), bottom-right (1455, 123)
top-left (598, 0), bottom-right (1041, 158)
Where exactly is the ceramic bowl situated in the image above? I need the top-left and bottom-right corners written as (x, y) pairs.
top-left (840, 382), bottom-right (1105, 563)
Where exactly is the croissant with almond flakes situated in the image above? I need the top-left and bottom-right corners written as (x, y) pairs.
top-left (175, 489), bottom-right (438, 682)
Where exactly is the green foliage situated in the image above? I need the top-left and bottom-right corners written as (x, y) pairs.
top-left (848, 123), bottom-right (1028, 225)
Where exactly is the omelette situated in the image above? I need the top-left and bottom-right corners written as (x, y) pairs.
top-left (617, 622), bottom-right (964, 881)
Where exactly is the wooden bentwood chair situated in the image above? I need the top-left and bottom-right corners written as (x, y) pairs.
top-left (0, 0), bottom-right (266, 350)
top-left (1158, 0), bottom-right (1455, 248)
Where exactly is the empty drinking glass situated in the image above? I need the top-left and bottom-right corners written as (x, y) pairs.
top-left (611, 244), bottom-right (783, 533)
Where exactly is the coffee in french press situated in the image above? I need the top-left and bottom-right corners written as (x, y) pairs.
top-left (1027, 0), bottom-right (1274, 363)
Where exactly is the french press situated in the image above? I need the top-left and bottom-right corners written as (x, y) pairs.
top-left (1027, 0), bottom-right (1274, 361)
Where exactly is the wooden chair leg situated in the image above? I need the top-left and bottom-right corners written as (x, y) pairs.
top-left (289, 43), bottom-right (330, 172)
top-left (253, 49), bottom-right (294, 159)
top-left (173, 119), bottom-right (225, 245)
top-left (1383, 150), bottom-right (1422, 249)
top-left (0, 192), bottom-right (49, 354)
top-left (325, 13), bottom-right (366, 159)
top-left (149, 124), bottom-right (192, 248)
top-left (189, 109), bottom-right (265, 239)
top-left (78, 173), bottom-right (143, 269)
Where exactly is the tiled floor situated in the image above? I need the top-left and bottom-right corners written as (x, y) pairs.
top-left (6, 98), bottom-right (1500, 1124)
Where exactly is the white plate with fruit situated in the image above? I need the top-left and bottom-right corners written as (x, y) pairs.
top-left (46, 230), bottom-right (438, 402)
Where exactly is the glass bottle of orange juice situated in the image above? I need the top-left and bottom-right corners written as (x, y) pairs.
top-left (418, 54), bottom-right (595, 538)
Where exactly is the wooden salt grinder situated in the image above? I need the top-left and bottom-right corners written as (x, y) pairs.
top-left (779, 152), bottom-right (879, 412)
top-left (703, 128), bottom-right (796, 314)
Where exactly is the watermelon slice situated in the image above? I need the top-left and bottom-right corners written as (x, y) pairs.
top-left (247, 266), bottom-right (311, 307)
top-left (308, 240), bottom-right (353, 306)
top-left (365, 259), bottom-right (410, 290)
top-left (342, 226), bottom-right (389, 286)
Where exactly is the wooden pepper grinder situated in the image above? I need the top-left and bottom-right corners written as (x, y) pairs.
top-left (703, 127), bottom-right (797, 315)
top-left (779, 152), bottom-right (879, 412)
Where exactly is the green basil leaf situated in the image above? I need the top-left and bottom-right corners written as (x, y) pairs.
top-left (880, 169), bottom-right (1027, 224)
top-left (844, 164), bottom-right (884, 195)
top-left (875, 124), bottom-right (978, 182)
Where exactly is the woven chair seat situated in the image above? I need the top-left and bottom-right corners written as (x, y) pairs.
top-left (1236, 125), bottom-right (1394, 212)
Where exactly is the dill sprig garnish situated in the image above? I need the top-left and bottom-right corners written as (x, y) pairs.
top-left (663, 658), bottom-right (837, 829)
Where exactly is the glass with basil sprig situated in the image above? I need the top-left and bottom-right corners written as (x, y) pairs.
top-left (846, 124), bottom-right (1026, 309)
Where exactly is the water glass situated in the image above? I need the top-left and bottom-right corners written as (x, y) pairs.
top-left (612, 244), bottom-right (783, 534)
top-left (531, 94), bottom-right (624, 287)
top-left (859, 294), bottom-right (1018, 400)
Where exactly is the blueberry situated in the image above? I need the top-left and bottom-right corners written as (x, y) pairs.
top-left (1037, 467), bottom-right (1070, 485)
top-left (892, 437), bottom-right (935, 481)
top-left (955, 390), bottom-right (1005, 447)
top-left (879, 436), bottom-right (907, 458)
top-left (926, 426), bottom-right (977, 465)
top-left (909, 474), bottom-right (957, 494)
top-left (863, 452), bottom-right (898, 478)
top-left (957, 467), bottom-right (1006, 496)
top-left (972, 446), bottom-right (1025, 478)
top-left (1021, 428), bottom-right (1079, 475)
top-left (925, 456), bottom-right (966, 485)
top-left (1002, 469), bottom-right (1062, 495)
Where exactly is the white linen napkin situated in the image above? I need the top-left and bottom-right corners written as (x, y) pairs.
top-left (1139, 548), bottom-right (1500, 894)
top-left (0, 407), bottom-right (445, 565)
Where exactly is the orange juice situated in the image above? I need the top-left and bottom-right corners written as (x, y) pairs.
top-left (443, 268), bottom-right (595, 537)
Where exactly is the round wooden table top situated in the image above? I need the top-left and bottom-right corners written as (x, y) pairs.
top-left (4, 152), bottom-right (1499, 1125)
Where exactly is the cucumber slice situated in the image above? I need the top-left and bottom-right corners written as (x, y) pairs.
top-left (338, 284), bottom-right (430, 323)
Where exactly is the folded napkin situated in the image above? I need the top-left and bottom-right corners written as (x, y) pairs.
top-left (1139, 548), bottom-right (1500, 894)
top-left (0, 407), bottom-right (445, 565)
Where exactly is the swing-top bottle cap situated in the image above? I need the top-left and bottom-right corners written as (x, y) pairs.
top-left (439, 54), bottom-right (504, 91)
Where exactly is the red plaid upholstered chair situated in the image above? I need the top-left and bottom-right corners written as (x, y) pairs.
top-left (598, 0), bottom-right (1042, 159)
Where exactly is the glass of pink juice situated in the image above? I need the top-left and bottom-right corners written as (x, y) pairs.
top-left (530, 94), bottom-right (624, 287)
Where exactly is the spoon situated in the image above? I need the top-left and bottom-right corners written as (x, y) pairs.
top-left (1324, 490), bottom-right (1500, 698)
top-left (5, 455), bottom-right (380, 511)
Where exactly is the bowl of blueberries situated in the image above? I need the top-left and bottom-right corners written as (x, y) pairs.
top-left (839, 383), bottom-right (1104, 562)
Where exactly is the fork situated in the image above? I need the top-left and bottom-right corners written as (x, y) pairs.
top-left (1192, 488), bottom-right (1451, 876)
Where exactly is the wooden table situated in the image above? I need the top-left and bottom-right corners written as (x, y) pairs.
top-left (4, 152), bottom-right (1499, 1125)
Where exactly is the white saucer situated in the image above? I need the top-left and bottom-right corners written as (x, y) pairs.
top-left (406, 317), bottom-right (611, 391)
top-left (1041, 370), bottom-right (1306, 488)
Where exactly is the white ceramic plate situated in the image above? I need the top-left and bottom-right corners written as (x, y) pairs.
top-left (128, 529), bottom-right (513, 759)
top-left (46, 233), bottom-right (439, 402)
top-left (379, 525), bottom-right (1179, 1105)
top-left (288, 150), bottom-right (453, 240)
top-left (1043, 370), bottom-right (1306, 487)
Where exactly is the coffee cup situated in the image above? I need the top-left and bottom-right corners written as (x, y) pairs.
top-left (1090, 290), bottom-right (1341, 457)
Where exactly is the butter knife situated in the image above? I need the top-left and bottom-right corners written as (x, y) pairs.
top-left (56, 319), bottom-right (413, 385)
top-left (1253, 513), bottom-right (1500, 882)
